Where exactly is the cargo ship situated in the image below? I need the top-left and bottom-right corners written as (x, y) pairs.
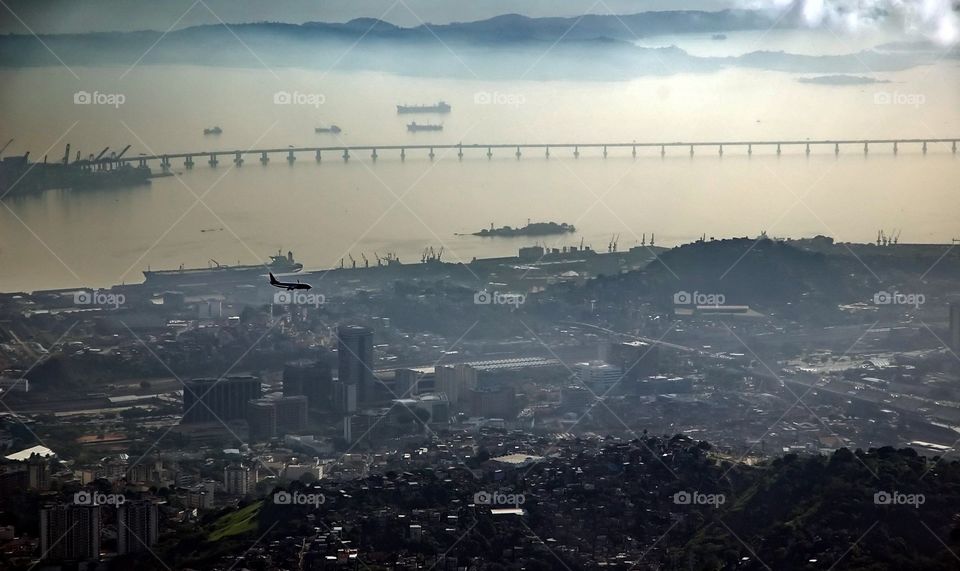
top-left (0, 143), bottom-right (152, 197)
top-left (397, 101), bottom-right (451, 114)
top-left (315, 125), bottom-right (342, 134)
top-left (143, 250), bottom-right (303, 285)
top-left (407, 122), bottom-right (443, 132)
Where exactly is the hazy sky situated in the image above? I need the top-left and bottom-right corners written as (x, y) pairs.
top-left (0, 0), bottom-right (740, 34)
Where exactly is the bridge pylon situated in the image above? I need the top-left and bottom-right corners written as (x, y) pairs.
top-left (208, 154), bottom-right (218, 167)
top-left (234, 152), bottom-right (243, 166)
top-left (185, 155), bottom-right (194, 169)
top-left (262, 151), bottom-right (270, 164)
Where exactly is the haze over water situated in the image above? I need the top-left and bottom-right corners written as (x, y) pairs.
top-left (0, 29), bottom-right (957, 292)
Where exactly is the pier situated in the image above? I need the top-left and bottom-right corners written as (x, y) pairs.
top-left (118, 138), bottom-right (960, 169)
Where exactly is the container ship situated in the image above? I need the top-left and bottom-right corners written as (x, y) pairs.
top-left (407, 122), bottom-right (443, 132)
top-left (143, 251), bottom-right (303, 285)
top-left (397, 101), bottom-right (451, 114)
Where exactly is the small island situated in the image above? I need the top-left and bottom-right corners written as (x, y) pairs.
top-left (470, 221), bottom-right (576, 237)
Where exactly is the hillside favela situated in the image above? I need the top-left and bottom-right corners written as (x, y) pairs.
top-left (1, 1), bottom-right (960, 569)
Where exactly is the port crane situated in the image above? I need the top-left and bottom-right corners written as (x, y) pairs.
top-left (348, 254), bottom-right (356, 269)
top-left (421, 246), bottom-right (444, 263)
top-left (361, 253), bottom-right (369, 268)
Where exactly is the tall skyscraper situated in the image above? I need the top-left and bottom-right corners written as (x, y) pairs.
top-left (182, 375), bottom-right (262, 424)
top-left (950, 302), bottom-right (960, 352)
top-left (246, 396), bottom-right (308, 440)
top-left (117, 500), bottom-right (159, 555)
top-left (337, 325), bottom-right (374, 406)
top-left (435, 364), bottom-right (477, 405)
top-left (283, 358), bottom-right (333, 409)
top-left (223, 464), bottom-right (252, 495)
top-left (40, 504), bottom-right (101, 561)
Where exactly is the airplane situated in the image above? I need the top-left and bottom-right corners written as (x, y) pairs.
top-left (269, 272), bottom-right (311, 290)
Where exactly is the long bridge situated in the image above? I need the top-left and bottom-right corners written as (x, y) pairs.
top-left (105, 138), bottom-right (959, 169)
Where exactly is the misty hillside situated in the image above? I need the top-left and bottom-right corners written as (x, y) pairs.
top-left (0, 10), bottom-right (937, 79)
top-left (577, 237), bottom-right (960, 315)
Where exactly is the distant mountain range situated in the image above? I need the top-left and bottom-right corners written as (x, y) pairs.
top-left (0, 10), bottom-right (952, 79)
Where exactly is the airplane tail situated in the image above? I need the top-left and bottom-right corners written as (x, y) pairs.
top-left (269, 272), bottom-right (278, 285)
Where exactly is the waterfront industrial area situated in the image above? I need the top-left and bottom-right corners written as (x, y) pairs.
top-left (1, 229), bottom-right (959, 568)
